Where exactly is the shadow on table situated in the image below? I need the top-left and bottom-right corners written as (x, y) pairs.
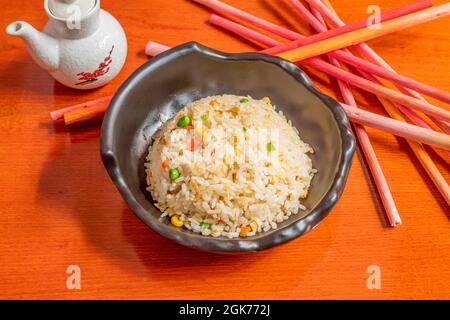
top-left (353, 115), bottom-right (450, 217)
top-left (118, 206), bottom-right (338, 291)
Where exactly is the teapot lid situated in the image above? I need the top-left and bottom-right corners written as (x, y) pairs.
top-left (48, 0), bottom-right (96, 19)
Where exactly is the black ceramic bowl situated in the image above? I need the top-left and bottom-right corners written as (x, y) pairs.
top-left (101, 42), bottom-right (355, 253)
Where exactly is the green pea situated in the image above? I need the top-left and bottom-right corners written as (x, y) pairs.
top-left (200, 222), bottom-right (211, 229)
top-left (267, 142), bottom-right (275, 152)
top-left (242, 127), bottom-right (247, 133)
top-left (201, 113), bottom-right (208, 121)
top-left (169, 168), bottom-right (181, 181)
top-left (240, 98), bottom-right (249, 104)
top-left (177, 115), bottom-right (191, 127)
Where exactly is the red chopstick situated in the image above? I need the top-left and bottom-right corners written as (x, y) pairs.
top-left (50, 96), bottom-right (112, 121)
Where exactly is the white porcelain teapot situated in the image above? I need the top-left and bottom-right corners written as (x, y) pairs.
top-left (6, 0), bottom-right (127, 89)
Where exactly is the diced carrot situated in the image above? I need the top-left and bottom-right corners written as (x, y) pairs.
top-left (161, 160), bottom-right (169, 170)
top-left (184, 125), bottom-right (194, 130)
top-left (228, 107), bottom-right (240, 115)
top-left (209, 100), bottom-right (218, 106)
top-left (239, 226), bottom-right (251, 238)
top-left (190, 138), bottom-right (201, 151)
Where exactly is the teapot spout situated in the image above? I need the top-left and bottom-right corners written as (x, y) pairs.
top-left (6, 21), bottom-right (59, 72)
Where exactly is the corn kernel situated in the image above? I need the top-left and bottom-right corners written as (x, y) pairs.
top-left (250, 221), bottom-right (258, 232)
top-left (195, 127), bottom-right (204, 136)
top-left (262, 97), bottom-right (271, 106)
top-left (170, 215), bottom-right (184, 227)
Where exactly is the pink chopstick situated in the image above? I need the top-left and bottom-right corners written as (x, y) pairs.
top-left (193, 0), bottom-right (450, 128)
top-left (308, 0), bottom-right (433, 44)
top-left (301, 58), bottom-right (450, 122)
top-left (266, 36), bottom-right (450, 104)
top-left (286, 0), bottom-right (450, 156)
top-left (192, 0), bottom-right (431, 41)
top-left (300, 1), bottom-right (400, 225)
top-left (50, 96), bottom-right (112, 121)
top-left (209, 14), bottom-right (279, 47)
top-left (209, 14), bottom-right (450, 123)
top-left (191, 0), bottom-right (300, 40)
top-left (205, 10), bottom-right (450, 205)
top-left (144, 41), bottom-right (450, 150)
top-left (329, 50), bottom-right (450, 104)
top-left (307, 0), bottom-right (450, 206)
top-left (305, 0), bottom-right (450, 134)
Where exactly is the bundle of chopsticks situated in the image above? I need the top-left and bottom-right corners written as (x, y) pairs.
top-left (51, 0), bottom-right (450, 226)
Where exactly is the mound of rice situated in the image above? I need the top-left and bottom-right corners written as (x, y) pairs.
top-left (145, 94), bottom-right (316, 238)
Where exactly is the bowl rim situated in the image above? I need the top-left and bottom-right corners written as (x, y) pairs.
top-left (100, 42), bottom-right (355, 253)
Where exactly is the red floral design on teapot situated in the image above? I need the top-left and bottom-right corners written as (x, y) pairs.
top-left (76, 46), bottom-right (114, 85)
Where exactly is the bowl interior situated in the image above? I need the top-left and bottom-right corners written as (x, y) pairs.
top-left (102, 44), bottom-right (352, 251)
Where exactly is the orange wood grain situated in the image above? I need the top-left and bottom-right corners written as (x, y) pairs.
top-left (0, 0), bottom-right (449, 300)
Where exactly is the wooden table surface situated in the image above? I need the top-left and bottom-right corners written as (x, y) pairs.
top-left (0, 0), bottom-right (449, 300)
